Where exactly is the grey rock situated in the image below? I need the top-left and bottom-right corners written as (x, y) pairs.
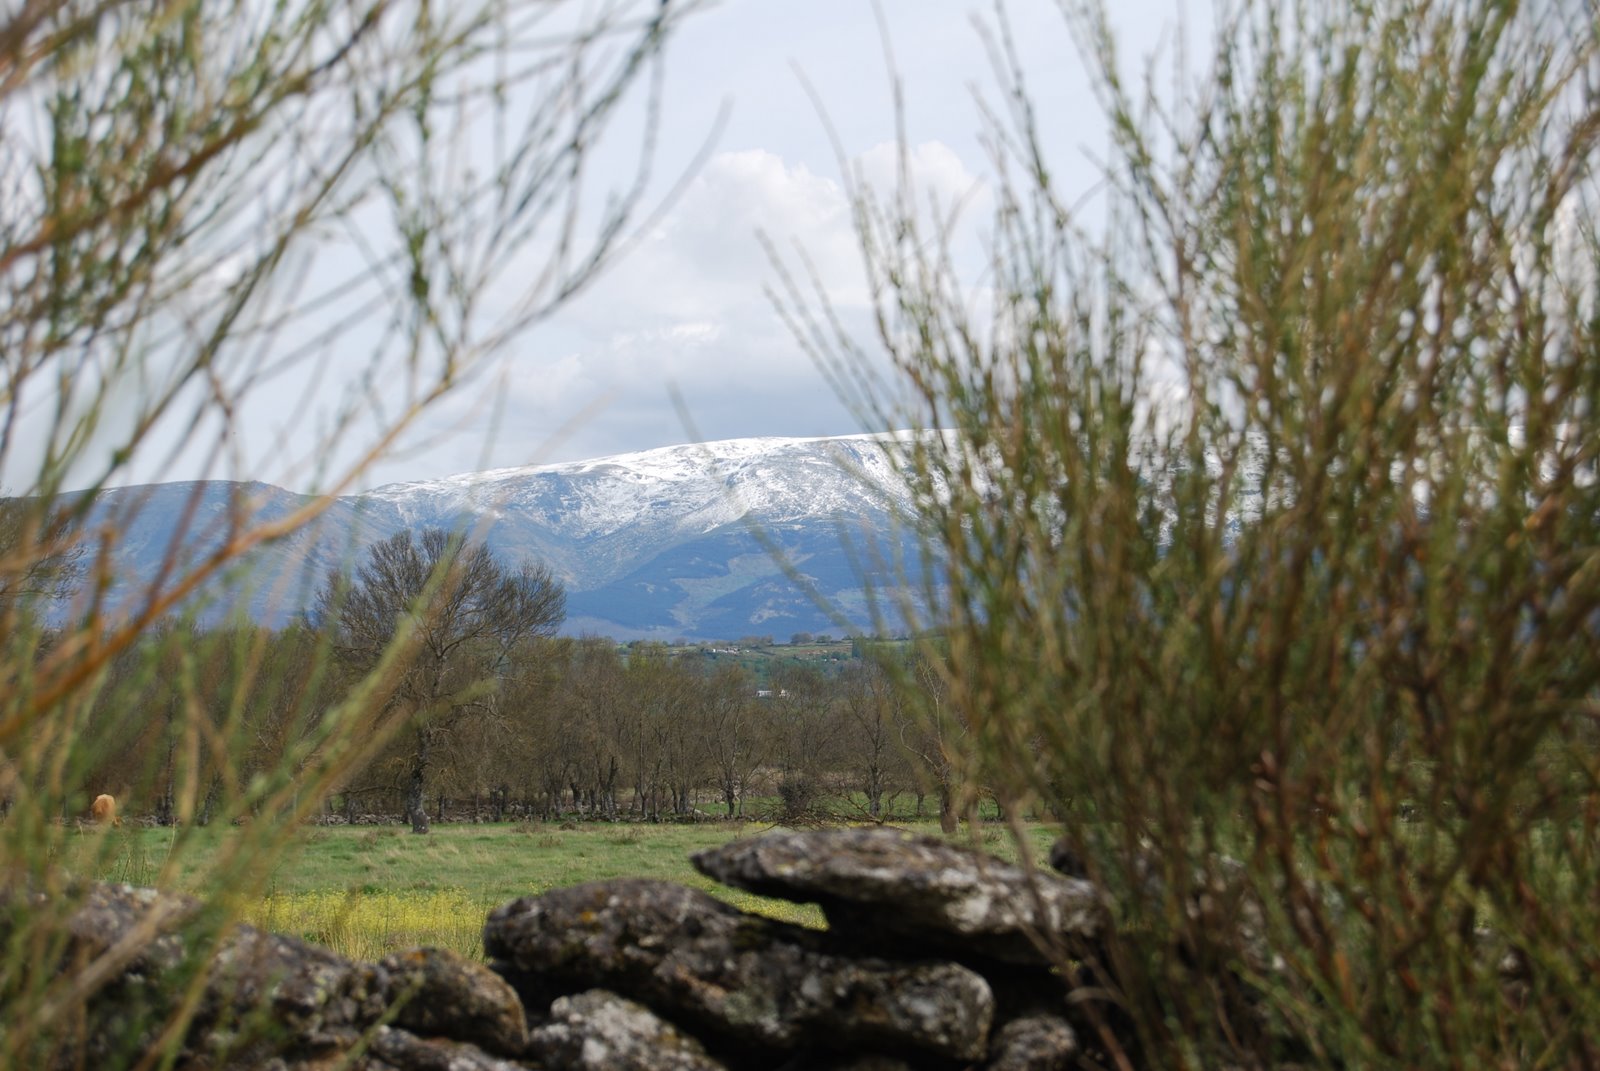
top-left (200, 924), bottom-right (390, 1042)
top-left (380, 946), bottom-right (528, 1056)
top-left (367, 1024), bottom-right (531, 1071)
top-left (691, 828), bottom-right (1107, 964)
top-left (206, 1024), bottom-right (531, 1069)
top-left (775, 1055), bottom-right (916, 1071)
top-left (527, 989), bottom-right (728, 1071)
top-left (1046, 839), bottom-right (1088, 880)
top-left (0, 881), bottom-right (390, 1068)
top-left (484, 878), bottom-right (993, 1062)
top-left (1127, 846), bottom-right (1354, 979)
top-left (256, 1026), bottom-right (528, 1071)
top-left (0, 882), bottom-right (527, 1070)
top-left (1130, 849), bottom-right (1304, 977)
top-left (7, 880), bottom-right (199, 976)
top-left (242, 1041), bottom-right (399, 1071)
top-left (983, 1015), bottom-right (1078, 1071)
top-left (246, 1018), bottom-right (524, 1069)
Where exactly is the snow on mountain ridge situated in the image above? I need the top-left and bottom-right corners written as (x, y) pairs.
top-left (52, 433), bottom-right (939, 638)
top-left (365, 433), bottom-right (892, 492)
top-left (359, 433), bottom-right (915, 542)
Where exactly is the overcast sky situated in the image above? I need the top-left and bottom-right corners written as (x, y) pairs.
top-left (77, 0), bottom-right (1200, 494)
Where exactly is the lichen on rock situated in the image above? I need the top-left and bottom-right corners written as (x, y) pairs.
top-left (691, 827), bottom-right (1107, 965)
top-left (485, 877), bottom-right (995, 1062)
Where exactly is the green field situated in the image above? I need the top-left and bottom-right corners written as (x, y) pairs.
top-left (59, 820), bottom-right (1059, 962)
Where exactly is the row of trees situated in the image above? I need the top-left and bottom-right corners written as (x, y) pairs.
top-left (314, 528), bottom-right (565, 832)
top-left (55, 630), bottom-right (974, 832)
top-left (46, 526), bottom-right (970, 832)
top-left (341, 638), bottom-right (966, 828)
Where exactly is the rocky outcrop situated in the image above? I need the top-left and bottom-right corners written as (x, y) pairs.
top-left (527, 990), bottom-right (730, 1071)
top-left (690, 827), bottom-right (1106, 965)
top-left (14, 828), bottom-right (1113, 1071)
top-left (379, 946), bottom-right (528, 1056)
top-left (0, 882), bottom-right (517, 1071)
top-left (365, 1025), bottom-right (530, 1071)
top-left (484, 878), bottom-right (995, 1063)
top-left (982, 1016), bottom-right (1080, 1071)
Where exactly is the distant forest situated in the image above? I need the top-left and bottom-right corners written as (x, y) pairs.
top-left (43, 615), bottom-right (963, 833)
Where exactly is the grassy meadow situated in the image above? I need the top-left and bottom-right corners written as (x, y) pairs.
top-left (57, 819), bottom-right (1059, 962)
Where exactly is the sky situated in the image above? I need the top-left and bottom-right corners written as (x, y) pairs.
top-left (49, 0), bottom-right (1200, 494)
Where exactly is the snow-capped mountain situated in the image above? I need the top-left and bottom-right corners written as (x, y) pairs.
top-left (63, 435), bottom-right (933, 640)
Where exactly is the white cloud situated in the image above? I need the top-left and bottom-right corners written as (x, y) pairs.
top-left (362, 141), bottom-right (986, 485)
top-left (855, 140), bottom-right (990, 215)
top-left (13, 0), bottom-right (1204, 494)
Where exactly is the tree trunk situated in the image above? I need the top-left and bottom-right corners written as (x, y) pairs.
top-left (407, 728), bottom-right (431, 834)
top-left (199, 775), bottom-right (222, 826)
top-left (158, 737), bottom-right (177, 826)
top-left (938, 787), bottom-right (957, 834)
top-left (866, 766), bottom-right (883, 818)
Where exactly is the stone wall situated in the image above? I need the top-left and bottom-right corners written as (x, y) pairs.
top-left (9, 829), bottom-right (1125, 1070)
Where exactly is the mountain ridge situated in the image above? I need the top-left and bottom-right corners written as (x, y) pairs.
top-left (62, 434), bottom-right (932, 641)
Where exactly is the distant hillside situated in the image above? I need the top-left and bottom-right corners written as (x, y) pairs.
top-left (57, 435), bottom-right (936, 640)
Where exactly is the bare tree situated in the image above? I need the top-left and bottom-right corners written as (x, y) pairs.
top-left (837, 657), bottom-right (908, 820)
top-left (316, 528), bottom-right (563, 832)
top-left (701, 664), bottom-right (765, 817)
top-left (767, 662), bottom-right (843, 821)
top-left (898, 649), bottom-right (962, 834)
top-left (618, 644), bottom-right (699, 818)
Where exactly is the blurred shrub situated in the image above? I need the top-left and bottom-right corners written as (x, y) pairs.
top-left (782, 0), bottom-right (1600, 1065)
